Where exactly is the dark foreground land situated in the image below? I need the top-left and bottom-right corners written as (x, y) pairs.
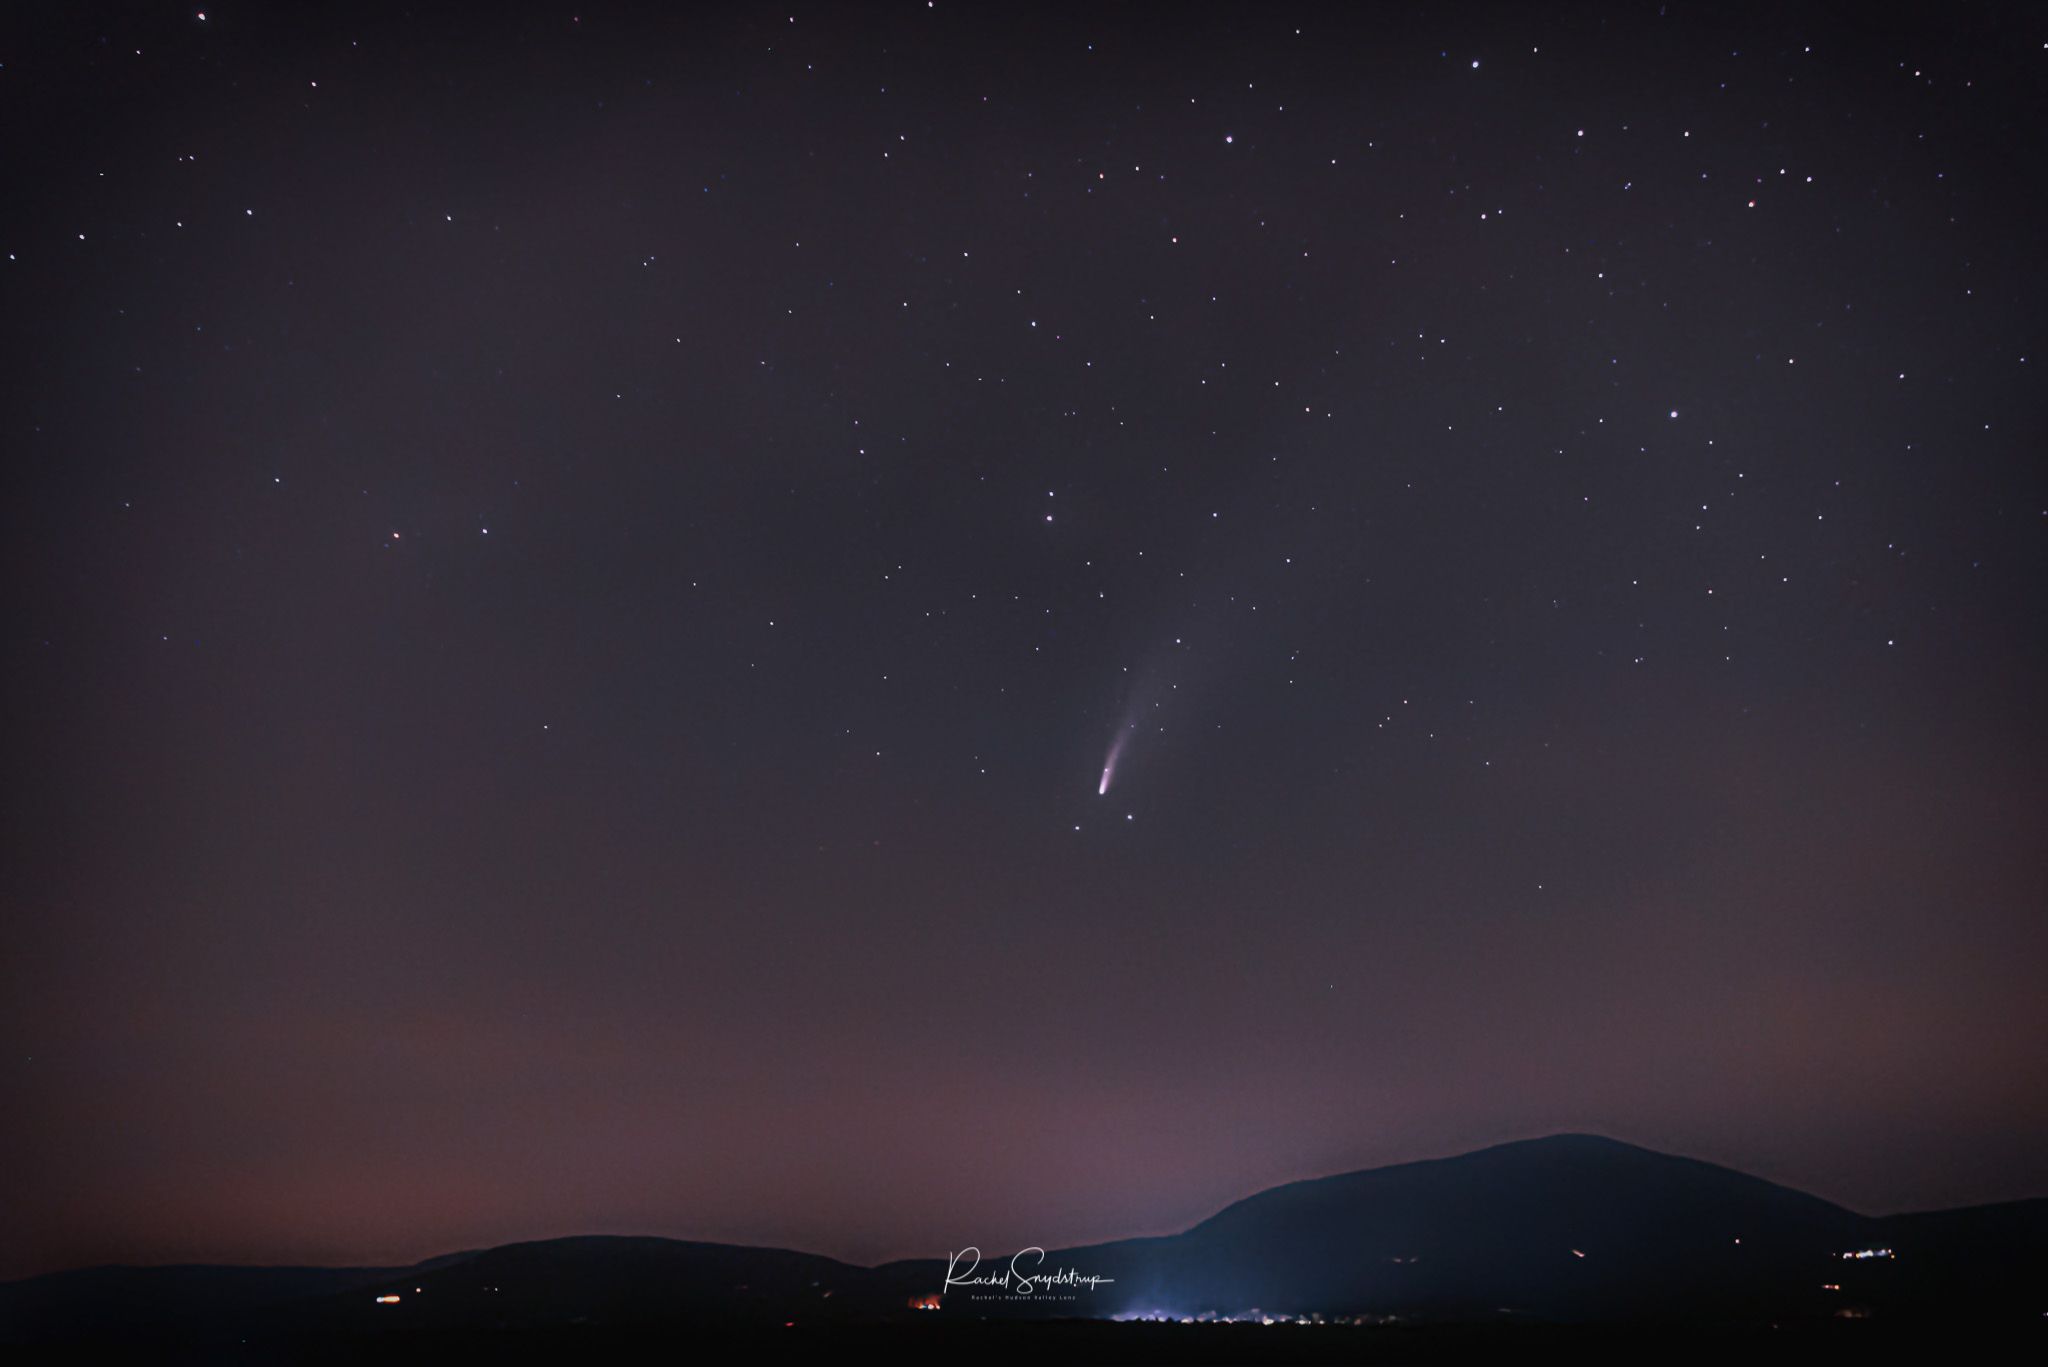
top-left (15, 1318), bottom-right (2044, 1366)
top-left (10, 1140), bottom-right (2042, 1361)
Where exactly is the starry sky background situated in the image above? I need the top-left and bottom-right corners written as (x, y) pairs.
top-left (3, 2), bottom-right (2044, 1279)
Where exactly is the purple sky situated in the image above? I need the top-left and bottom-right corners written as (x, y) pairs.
top-left (5, 1), bottom-right (2044, 1280)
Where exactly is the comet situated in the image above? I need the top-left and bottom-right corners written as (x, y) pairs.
top-left (1097, 730), bottom-right (1128, 795)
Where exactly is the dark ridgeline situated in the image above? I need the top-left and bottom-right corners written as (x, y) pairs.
top-left (3, 1136), bottom-right (2042, 1355)
top-left (921, 1133), bottom-right (1873, 1320)
top-left (882, 1134), bottom-right (2044, 1324)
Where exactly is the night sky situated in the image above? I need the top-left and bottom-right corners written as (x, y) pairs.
top-left (4, 2), bottom-right (2045, 1281)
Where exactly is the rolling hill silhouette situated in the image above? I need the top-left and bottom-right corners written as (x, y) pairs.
top-left (890, 1134), bottom-right (1877, 1320)
top-left (5, 1134), bottom-right (2041, 1351)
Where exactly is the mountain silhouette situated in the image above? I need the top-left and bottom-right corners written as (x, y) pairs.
top-left (900, 1134), bottom-right (1877, 1320)
top-left (5, 1134), bottom-right (2041, 1351)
